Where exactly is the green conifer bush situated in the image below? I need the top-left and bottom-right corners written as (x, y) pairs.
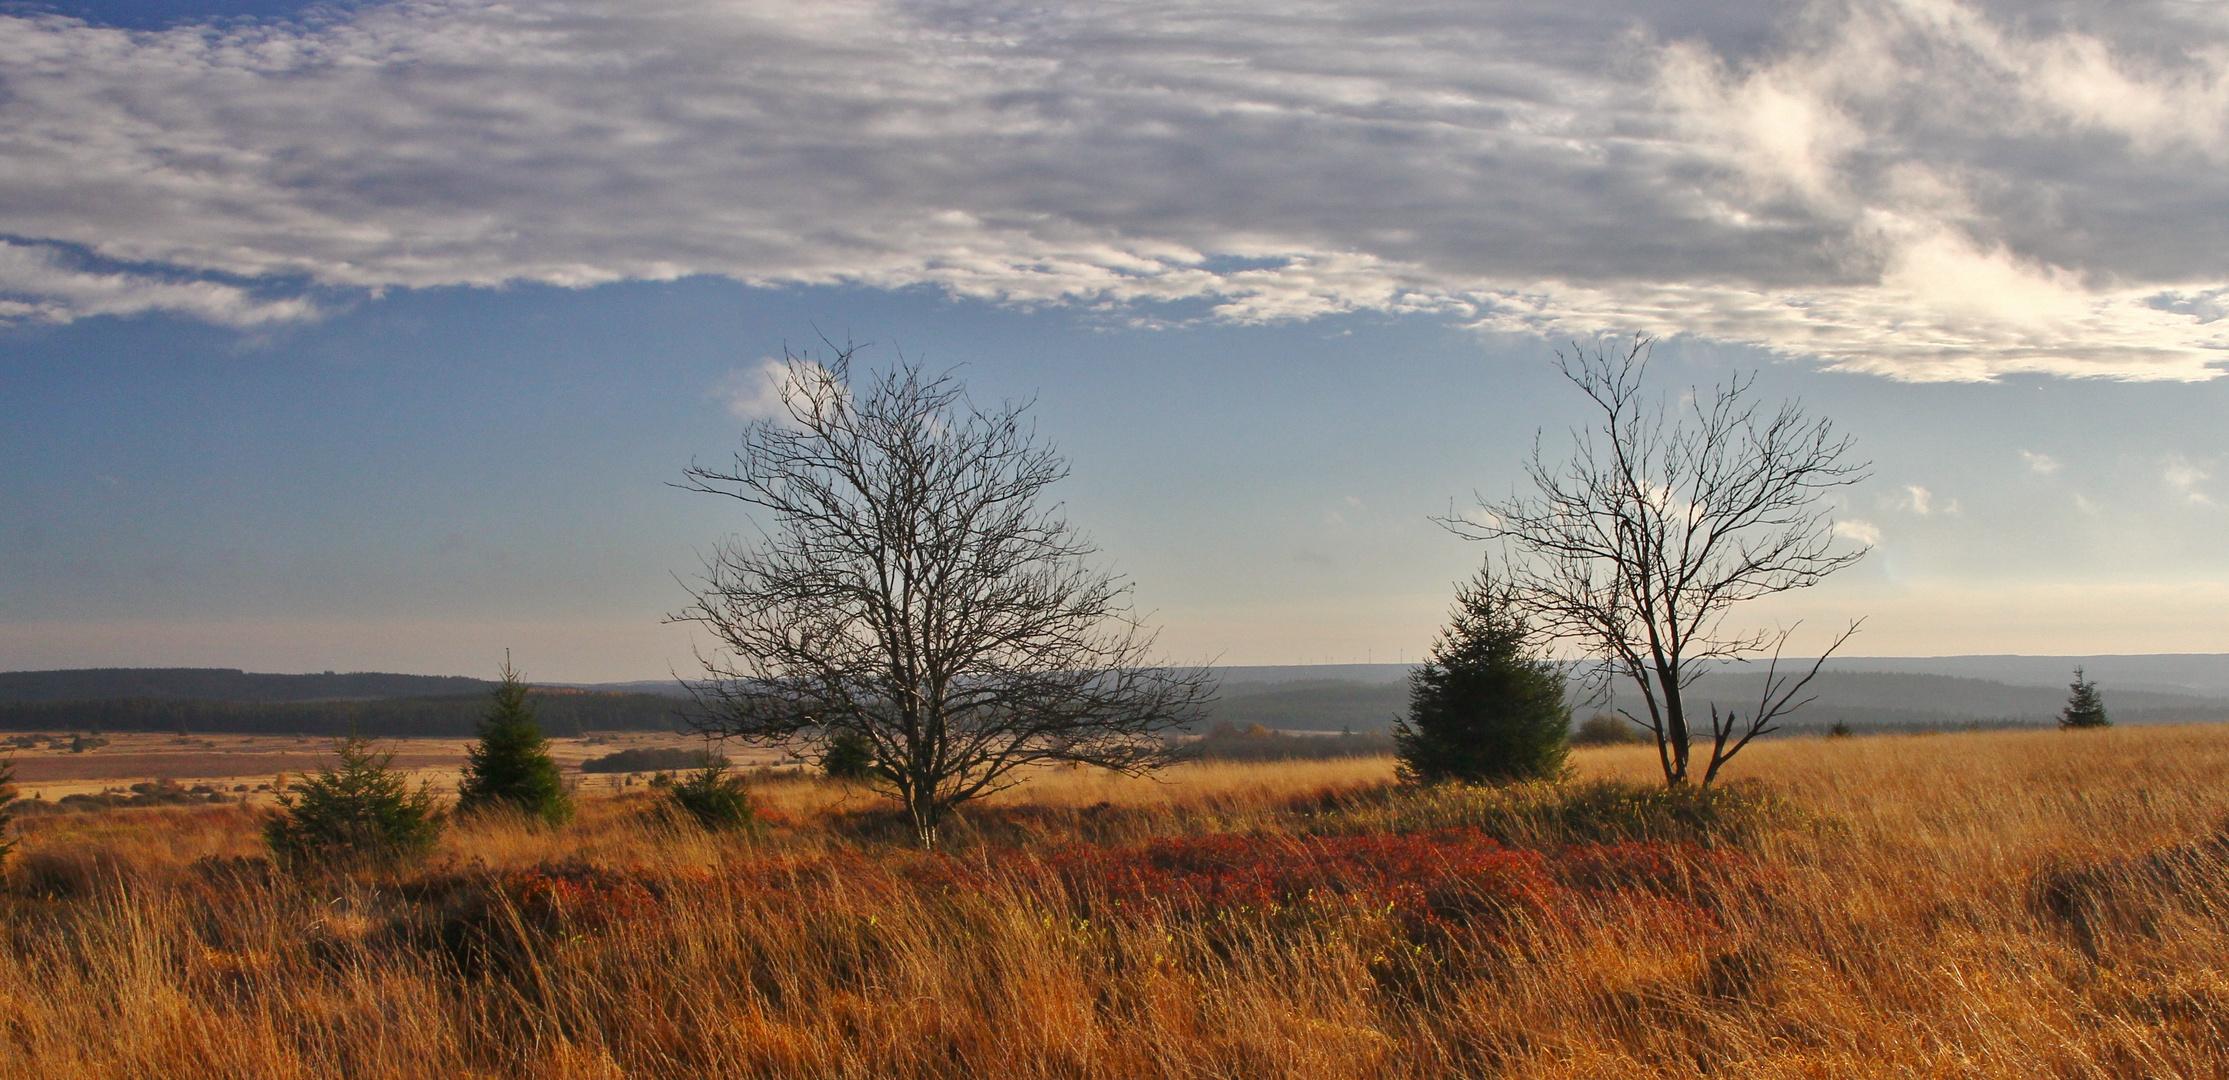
top-left (820, 728), bottom-right (877, 781)
top-left (661, 762), bottom-right (758, 831)
top-left (456, 659), bottom-right (572, 826)
top-left (1395, 567), bottom-right (1571, 785)
top-left (264, 737), bottom-right (444, 869)
top-left (2059, 667), bottom-right (2110, 729)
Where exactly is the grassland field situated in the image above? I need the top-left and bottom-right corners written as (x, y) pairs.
top-left (3, 725), bottom-right (2229, 1077)
top-left (0, 730), bottom-right (791, 805)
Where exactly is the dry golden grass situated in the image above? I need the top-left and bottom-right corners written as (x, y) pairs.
top-left (4, 725), bottom-right (2229, 1078)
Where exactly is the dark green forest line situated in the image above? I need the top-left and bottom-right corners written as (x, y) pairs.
top-left (0, 691), bottom-right (692, 738)
top-left (0, 668), bottom-right (492, 704)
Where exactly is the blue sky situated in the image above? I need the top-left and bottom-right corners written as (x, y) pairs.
top-left (5, 0), bottom-right (2229, 680)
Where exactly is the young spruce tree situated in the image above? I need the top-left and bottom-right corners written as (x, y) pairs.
top-left (1395, 566), bottom-right (1571, 785)
top-left (264, 737), bottom-right (444, 869)
top-left (2059, 667), bottom-right (2110, 729)
top-left (456, 657), bottom-right (573, 825)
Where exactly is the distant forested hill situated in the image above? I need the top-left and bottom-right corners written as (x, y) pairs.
top-left (1201, 667), bottom-right (2229, 736)
top-left (1205, 680), bottom-right (1409, 733)
top-left (0, 690), bottom-right (691, 737)
top-left (1660, 670), bottom-right (2229, 730)
top-left (0, 668), bottom-right (491, 704)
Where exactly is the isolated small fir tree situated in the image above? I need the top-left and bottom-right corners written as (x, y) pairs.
top-left (264, 737), bottom-right (444, 869)
top-left (821, 728), bottom-right (877, 781)
top-left (662, 762), bottom-right (758, 831)
top-left (2059, 667), bottom-right (2110, 729)
top-left (1395, 567), bottom-right (1571, 785)
top-left (455, 658), bottom-right (572, 826)
top-left (1828, 720), bottom-right (1854, 739)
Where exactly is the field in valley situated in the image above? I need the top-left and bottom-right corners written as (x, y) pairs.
top-left (0, 731), bottom-right (784, 804)
top-left (3, 726), bottom-right (2229, 1077)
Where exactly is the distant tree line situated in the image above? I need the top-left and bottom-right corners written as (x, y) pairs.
top-left (579, 746), bottom-right (728, 773)
top-left (0, 667), bottom-right (490, 704)
top-left (0, 690), bottom-right (690, 738)
top-left (1174, 723), bottom-right (1397, 762)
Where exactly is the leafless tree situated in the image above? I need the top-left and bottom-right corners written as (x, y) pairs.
top-left (675, 344), bottom-right (1210, 847)
top-left (1446, 338), bottom-right (1869, 786)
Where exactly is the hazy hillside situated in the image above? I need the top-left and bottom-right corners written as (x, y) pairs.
top-left (1204, 667), bottom-right (2229, 736)
top-left (1664, 670), bottom-right (2229, 729)
top-left (9, 660), bottom-right (2224, 738)
top-left (0, 668), bottom-right (491, 704)
top-left (1821, 654), bottom-right (2229, 696)
top-left (0, 689), bottom-right (692, 738)
top-left (1204, 680), bottom-right (1408, 733)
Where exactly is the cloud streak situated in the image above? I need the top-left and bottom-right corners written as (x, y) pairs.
top-left (4, 0), bottom-right (2229, 376)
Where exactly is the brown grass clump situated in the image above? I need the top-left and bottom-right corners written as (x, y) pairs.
top-left (3, 724), bottom-right (2229, 1077)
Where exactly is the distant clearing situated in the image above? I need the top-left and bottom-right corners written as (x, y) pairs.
top-left (7, 752), bottom-right (465, 783)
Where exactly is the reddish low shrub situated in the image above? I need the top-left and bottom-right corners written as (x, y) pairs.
top-left (1047, 828), bottom-right (1566, 935)
top-left (401, 861), bottom-right (686, 975)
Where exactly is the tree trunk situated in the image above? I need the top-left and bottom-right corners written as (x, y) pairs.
top-left (908, 792), bottom-right (939, 850)
top-left (1656, 664), bottom-right (1691, 784)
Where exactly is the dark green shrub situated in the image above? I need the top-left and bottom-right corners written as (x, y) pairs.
top-left (1395, 567), bottom-right (1570, 784)
top-left (264, 737), bottom-right (445, 870)
top-left (2059, 667), bottom-right (2110, 729)
top-left (580, 746), bottom-right (724, 774)
top-left (49, 779), bottom-right (229, 812)
top-left (456, 659), bottom-right (572, 826)
top-left (1571, 714), bottom-right (1648, 746)
top-left (660, 763), bottom-right (759, 831)
top-left (820, 728), bottom-right (877, 780)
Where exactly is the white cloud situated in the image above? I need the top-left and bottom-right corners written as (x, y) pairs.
top-left (1835, 519), bottom-right (1884, 546)
top-left (1886, 484), bottom-right (1959, 516)
top-left (3, 0), bottom-right (2229, 377)
top-left (0, 240), bottom-right (314, 327)
top-left (713, 359), bottom-right (793, 422)
top-left (712, 356), bottom-right (841, 423)
top-left (2022, 450), bottom-right (2063, 476)
top-left (2163, 453), bottom-right (2216, 505)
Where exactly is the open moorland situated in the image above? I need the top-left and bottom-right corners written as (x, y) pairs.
top-left (4, 725), bottom-right (2229, 1078)
top-left (0, 731), bottom-right (785, 805)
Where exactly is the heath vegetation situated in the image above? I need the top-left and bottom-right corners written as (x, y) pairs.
top-left (3, 725), bottom-right (2228, 1077)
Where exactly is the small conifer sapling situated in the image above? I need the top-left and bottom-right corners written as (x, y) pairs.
top-left (2059, 667), bottom-right (2110, 729)
top-left (456, 656), bottom-right (573, 826)
top-left (663, 762), bottom-right (758, 831)
top-left (1395, 566), bottom-right (1571, 784)
top-left (820, 728), bottom-right (877, 781)
top-left (264, 737), bottom-right (444, 869)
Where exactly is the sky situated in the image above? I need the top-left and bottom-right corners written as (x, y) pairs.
top-left (5, 0), bottom-right (2229, 681)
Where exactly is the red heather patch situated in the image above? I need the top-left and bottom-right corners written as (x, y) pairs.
top-left (1046, 828), bottom-right (1566, 932)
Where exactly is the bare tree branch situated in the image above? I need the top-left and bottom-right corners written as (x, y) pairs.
top-left (1443, 337), bottom-right (1869, 785)
top-left (673, 343), bottom-right (1211, 846)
